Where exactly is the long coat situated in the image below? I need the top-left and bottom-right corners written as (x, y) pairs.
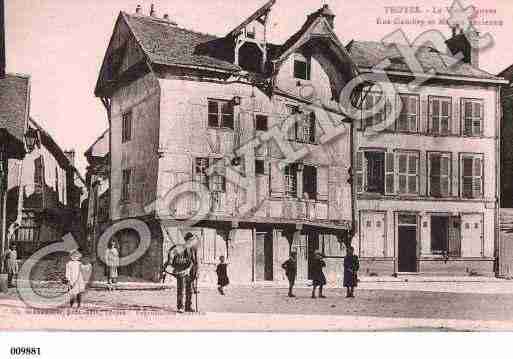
top-left (5, 249), bottom-right (18, 275)
top-left (343, 255), bottom-right (360, 287)
top-left (311, 257), bottom-right (327, 286)
top-left (216, 263), bottom-right (229, 286)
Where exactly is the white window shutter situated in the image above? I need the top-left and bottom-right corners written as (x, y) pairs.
top-left (385, 152), bottom-right (395, 195)
top-left (317, 166), bottom-right (329, 201)
top-left (355, 151), bottom-right (364, 193)
top-left (269, 161), bottom-right (284, 198)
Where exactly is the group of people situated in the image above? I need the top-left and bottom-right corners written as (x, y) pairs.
top-left (282, 246), bottom-right (360, 299)
top-left (4, 232), bottom-right (359, 312)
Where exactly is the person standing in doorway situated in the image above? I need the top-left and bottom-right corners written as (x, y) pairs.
top-left (5, 243), bottom-right (18, 288)
top-left (66, 250), bottom-right (86, 308)
top-left (343, 246), bottom-right (359, 298)
top-left (281, 251), bottom-right (297, 297)
top-left (105, 241), bottom-right (119, 286)
top-left (216, 255), bottom-right (229, 295)
top-left (311, 250), bottom-right (327, 299)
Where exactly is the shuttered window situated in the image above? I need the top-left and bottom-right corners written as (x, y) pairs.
top-left (355, 151), bottom-right (364, 193)
top-left (462, 99), bottom-right (483, 137)
top-left (293, 53), bottom-right (310, 80)
top-left (362, 92), bottom-right (385, 129)
top-left (385, 152), bottom-right (395, 194)
top-left (303, 165), bottom-right (317, 200)
top-left (429, 153), bottom-right (451, 197)
top-left (355, 150), bottom-right (386, 195)
top-left (461, 154), bottom-right (483, 198)
top-left (429, 97), bottom-right (451, 135)
top-left (397, 94), bottom-right (419, 133)
top-left (397, 152), bottom-right (419, 194)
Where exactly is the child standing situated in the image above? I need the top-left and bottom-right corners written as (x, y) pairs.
top-left (311, 250), bottom-right (327, 299)
top-left (5, 244), bottom-right (18, 288)
top-left (66, 250), bottom-right (87, 308)
top-left (216, 256), bottom-right (229, 295)
top-left (343, 246), bottom-right (360, 298)
top-left (105, 241), bottom-right (119, 285)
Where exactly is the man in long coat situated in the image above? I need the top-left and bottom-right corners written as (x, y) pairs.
top-left (343, 246), bottom-right (359, 298)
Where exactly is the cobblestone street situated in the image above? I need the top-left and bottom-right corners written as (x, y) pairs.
top-left (2, 281), bottom-right (513, 331)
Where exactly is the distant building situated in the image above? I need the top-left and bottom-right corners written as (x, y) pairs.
top-left (6, 118), bottom-right (85, 258)
top-left (93, 2), bottom-right (355, 282)
top-left (83, 129), bottom-right (110, 275)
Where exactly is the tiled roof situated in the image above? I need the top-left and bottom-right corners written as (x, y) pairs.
top-left (499, 63), bottom-right (513, 82)
top-left (0, 74), bottom-right (29, 158)
top-left (123, 12), bottom-right (241, 73)
top-left (347, 40), bottom-right (502, 81)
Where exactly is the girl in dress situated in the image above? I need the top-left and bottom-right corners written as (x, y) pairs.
top-left (66, 250), bottom-right (87, 308)
top-left (105, 241), bottom-right (119, 285)
top-left (311, 250), bottom-right (327, 299)
top-left (5, 243), bottom-right (18, 288)
top-left (216, 256), bottom-right (229, 295)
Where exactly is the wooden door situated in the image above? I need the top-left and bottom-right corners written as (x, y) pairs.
top-left (360, 212), bottom-right (386, 257)
top-left (255, 232), bottom-right (273, 281)
top-left (398, 215), bottom-right (418, 272)
top-left (461, 214), bottom-right (483, 257)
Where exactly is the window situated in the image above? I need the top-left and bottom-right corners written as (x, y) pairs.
top-left (355, 151), bottom-right (385, 194)
top-left (431, 215), bottom-right (461, 257)
top-left (194, 158), bottom-right (210, 189)
top-left (461, 154), bottom-right (483, 198)
top-left (303, 165), bottom-right (317, 200)
top-left (429, 153), bottom-right (451, 197)
top-left (255, 160), bottom-right (266, 175)
top-left (322, 235), bottom-right (345, 257)
top-left (255, 115), bottom-right (268, 131)
top-left (122, 111), bottom-right (132, 143)
top-left (429, 96), bottom-right (452, 135)
top-left (287, 111), bottom-right (316, 144)
top-left (34, 156), bottom-right (43, 193)
top-left (397, 152), bottom-right (419, 194)
top-left (121, 169), bottom-right (132, 202)
top-left (284, 164), bottom-right (298, 197)
top-left (396, 94), bottom-right (419, 133)
top-left (362, 92), bottom-right (386, 129)
top-left (293, 54), bottom-right (310, 80)
top-left (462, 99), bottom-right (483, 137)
top-left (208, 99), bottom-right (234, 129)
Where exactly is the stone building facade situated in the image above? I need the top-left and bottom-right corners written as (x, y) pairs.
top-left (348, 33), bottom-right (506, 276)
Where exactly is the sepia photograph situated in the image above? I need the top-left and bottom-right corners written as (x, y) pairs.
top-left (2, 0), bottom-right (513, 354)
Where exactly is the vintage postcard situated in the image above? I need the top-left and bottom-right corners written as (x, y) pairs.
top-left (1, 0), bottom-right (513, 344)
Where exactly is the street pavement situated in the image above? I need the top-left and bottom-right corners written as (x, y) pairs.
top-left (2, 281), bottom-right (513, 331)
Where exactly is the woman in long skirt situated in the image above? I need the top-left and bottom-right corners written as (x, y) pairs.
top-left (311, 251), bottom-right (327, 299)
top-left (343, 246), bottom-right (359, 298)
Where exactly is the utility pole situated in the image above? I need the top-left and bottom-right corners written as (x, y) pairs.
top-left (0, 136), bottom-right (7, 273)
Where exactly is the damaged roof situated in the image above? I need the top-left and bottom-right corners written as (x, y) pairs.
top-left (347, 40), bottom-right (502, 81)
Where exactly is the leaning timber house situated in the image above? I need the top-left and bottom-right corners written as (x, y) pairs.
top-left (93, 2), bottom-right (355, 283)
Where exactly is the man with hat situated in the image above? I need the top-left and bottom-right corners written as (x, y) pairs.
top-left (164, 232), bottom-right (199, 313)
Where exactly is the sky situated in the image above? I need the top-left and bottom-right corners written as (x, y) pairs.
top-left (6, 0), bottom-right (513, 175)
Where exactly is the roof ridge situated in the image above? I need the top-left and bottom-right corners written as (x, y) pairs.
top-left (122, 11), bottom-right (219, 39)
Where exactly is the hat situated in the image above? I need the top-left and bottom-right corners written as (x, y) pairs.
top-left (70, 250), bottom-right (82, 260)
top-left (184, 232), bottom-right (195, 242)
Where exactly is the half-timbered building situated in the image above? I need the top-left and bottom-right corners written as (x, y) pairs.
top-left (94, 2), bottom-right (355, 282)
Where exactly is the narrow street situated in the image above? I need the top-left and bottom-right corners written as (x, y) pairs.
top-left (2, 281), bottom-right (513, 331)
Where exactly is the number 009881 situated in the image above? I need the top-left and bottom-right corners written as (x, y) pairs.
top-left (10, 347), bottom-right (41, 356)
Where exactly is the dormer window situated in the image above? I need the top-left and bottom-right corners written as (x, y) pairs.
top-left (293, 53), bottom-right (311, 81)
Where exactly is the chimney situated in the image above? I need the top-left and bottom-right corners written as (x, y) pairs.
top-left (163, 14), bottom-right (169, 21)
top-left (1, 0), bottom-right (5, 78)
top-left (445, 26), bottom-right (480, 68)
top-left (320, 4), bottom-right (335, 29)
top-left (64, 150), bottom-right (75, 167)
top-left (149, 4), bottom-right (156, 17)
top-left (135, 4), bottom-right (142, 14)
